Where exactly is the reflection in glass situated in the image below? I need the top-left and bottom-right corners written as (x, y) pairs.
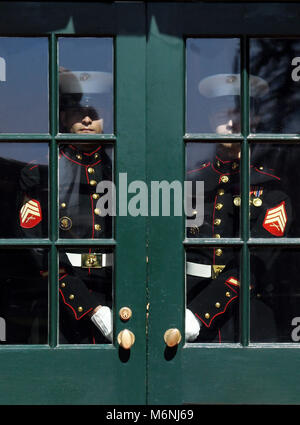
top-left (0, 143), bottom-right (48, 238)
top-left (0, 38), bottom-right (48, 133)
top-left (59, 248), bottom-right (113, 344)
top-left (186, 248), bottom-right (240, 343)
top-left (250, 248), bottom-right (300, 342)
top-left (250, 38), bottom-right (300, 133)
top-left (0, 249), bottom-right (48, 344)
top-left (59, 143), bottom-right (113, 239)
top-left (186, 143), bottom-right (241, 238)
top-left (59, 38), bottom-right (113, 134)
top-left (186, 38), bottom-right (241, 134)
top-left (250, 143), bottom-right (298, 237)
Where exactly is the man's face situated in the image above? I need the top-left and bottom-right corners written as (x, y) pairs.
top-left (62, 106), bottom-right (103, 134)
top-left (210, 107), bottom-right (241, 135)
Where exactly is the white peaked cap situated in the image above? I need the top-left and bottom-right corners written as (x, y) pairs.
top-left (198, 73), bottom-right (269, 98)
top-left (60, 71), bottom-right (113, 94)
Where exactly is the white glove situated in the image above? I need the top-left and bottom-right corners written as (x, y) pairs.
top-left (185, 308), bottom-right (201, 342)
top-left (90, 306), bottom-right (113, 342)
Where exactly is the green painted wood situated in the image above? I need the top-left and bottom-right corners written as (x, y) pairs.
top-left (0, 1), bottom-right (147, 405)
top-left (147, 1), bottom-right (300, 405)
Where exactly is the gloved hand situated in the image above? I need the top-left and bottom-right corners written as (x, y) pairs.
top-left (90, 306), bottom-right (113, 342)
top-left (185, 308), bottom-right (201, 342)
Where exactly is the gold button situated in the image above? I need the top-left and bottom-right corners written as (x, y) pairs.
top-left (94, 224), bottom-right (101, 231)
top-left (90, 180), bottom-right (97, 186)
top-left (61, 282), bottom-right (66, 288)
top-left (214, 234), bottom-right (221, 238)
top-left (69, 294), bottom-right (74, 300)
top-left (216, 160), bottom-right (221, 168)
top-left (215, 203), bottom-right (223, 211)
top-left (78, 307), bottom-right (83, 312)
top-left (221, 175), bottom-right (229, 183)
top-left (226, 292), bottom-right (231, 298)
top-left (218, 189), bottom-right (225, 196)
top-left (60, 216), bottom-right (72, 230)
top-left (88, 167), bottom-right (95, 174)
top-left (215, 302), bottom-right (221, 308)
top-left (92, 193), bottom-right (100, 200)
top-left (76, 154), bottom-right (82, 160)
top-left (94, 208), bottom-right (101, 215)
top-left (214, 218), bottom-right (221, 226)
top-left (94, 153), bottom-right (99, 159)
top-left (253, 198), bottom-right (262, 207)
top-left (259, 166), bottom-right (263, 170)
top-left (61, 202), bottom-right (66, 208)
top-left (215, 248), bottom-right (223, 256)
top-left (232, 162), bottom-right (239, 170)
top-left (234, 196), bottom-right (241, 206)
top-left (205, 313), bottom-right (210, 319)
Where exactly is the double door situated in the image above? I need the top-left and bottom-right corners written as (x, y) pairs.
top-left (0, 1), bottom-right (300, 405)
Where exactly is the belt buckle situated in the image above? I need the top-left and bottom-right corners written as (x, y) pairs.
top-left (81, 253), bottom-right (102, 268)
top-left (212, 265), bottom-right (225, 279)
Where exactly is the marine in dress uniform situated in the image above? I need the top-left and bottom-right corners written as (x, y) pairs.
top-left (16, 70), bottom-right (114, 344)
top-left (185, 73), bottom-right (292, 343)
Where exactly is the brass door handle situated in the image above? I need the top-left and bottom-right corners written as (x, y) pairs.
top-left (117, 329), bottom-right (135, 349)
top-left (164, 328), bottom-right (182, 347)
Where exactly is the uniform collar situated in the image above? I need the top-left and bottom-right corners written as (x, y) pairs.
top-left (212, 155), bottom-right (240, 174)
top-left (60, 144), bottom-right (102, 166)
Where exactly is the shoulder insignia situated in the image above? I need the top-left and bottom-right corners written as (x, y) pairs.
top-left (263, 201), bottom-right (287, 236)
top-left (20, 199), bottom-right (42, 228)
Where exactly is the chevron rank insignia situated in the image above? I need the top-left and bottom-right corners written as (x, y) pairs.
top-left (20, 199), bottom-right (42, 228)
top-left (263, 201), bottom-right (287, 236)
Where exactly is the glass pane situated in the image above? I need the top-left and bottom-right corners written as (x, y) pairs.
top-left (186, 142), bottom-right (241, 238)
top-left (250, 144), bottom-right (296, 237)
top-left (250, 248), bottom-right (300, 342)
top-left (250, 38), bottom-right (300, 133)
top-left (59, 38), bottom-right (113, 134)
top-left (0, 143), bottom-right (48, 238)
top-left (59, 143), bottom-right (113, 239)
top-left (59, 248), bottom-right (113, 344)
top-left (186, 247), bottom-right (240, 343)
top-left (0, 249), bottom-right (48, 344)
top-left (0, 38), bottom-right (48, 133)
top-left (186, 38), bottom-right (241, 134)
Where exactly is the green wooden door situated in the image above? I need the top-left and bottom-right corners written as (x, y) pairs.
top-left (0, 2), bottom-right (146, 405)
top-left (147, 2), bottom-right (300, 405)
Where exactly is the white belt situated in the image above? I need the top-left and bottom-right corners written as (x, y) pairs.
top-left (66, 253), bottom-right (113, 268)
top-left (186, 262), bottom-right (225, 279)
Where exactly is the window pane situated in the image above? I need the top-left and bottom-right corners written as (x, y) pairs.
top-left (186, 38), bottom-right (240, 134)
top-left (186, 142), bottom-right (241, 238)
top-left (186, 247), bottom-right (240, 343)
top-left (59, 248), bottom-right (113, 344)
top-left (250, 38), bottom-right (300, 133)
top-left (0, 38), bottom-right (48, 133)
top-left (58, 143), bottom-right (113, 239)
top-left (0, 143), bottom-right (48, 238)
top-left (250, 143), bottom-right (297, 238)
top-left (0, 249), bottom-right (48, 344)
top-left (59, 37), bottom-right (113, 134)
top-left (250, 248), bottom-right (300, 343)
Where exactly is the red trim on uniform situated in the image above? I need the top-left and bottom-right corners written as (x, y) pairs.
top-left (59, 273), bottom-right (68, 281)
top-left (83, 146), bottom-right (102, 156)
top-left (187, 162), bottom-right (211, 174)
top-left (218, 329), bottom-right (222, 343)
top-left (195, 294), bottom-right (238, 328)
top-left (59, 288), bottom-right (93, 320)
top-left (61, 150), bottom-right (86, 166)
top-left (216, 155), bottom-right (234, 164)
top-left (251, 166), bottom-right (281, 181)
top-left (29, 165), bottom-right (38, 171)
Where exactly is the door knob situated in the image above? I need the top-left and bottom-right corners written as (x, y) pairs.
top-left (117, 329), bottom-right (135, 349)
top-left (164, 328), bottom-right (182, 347)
